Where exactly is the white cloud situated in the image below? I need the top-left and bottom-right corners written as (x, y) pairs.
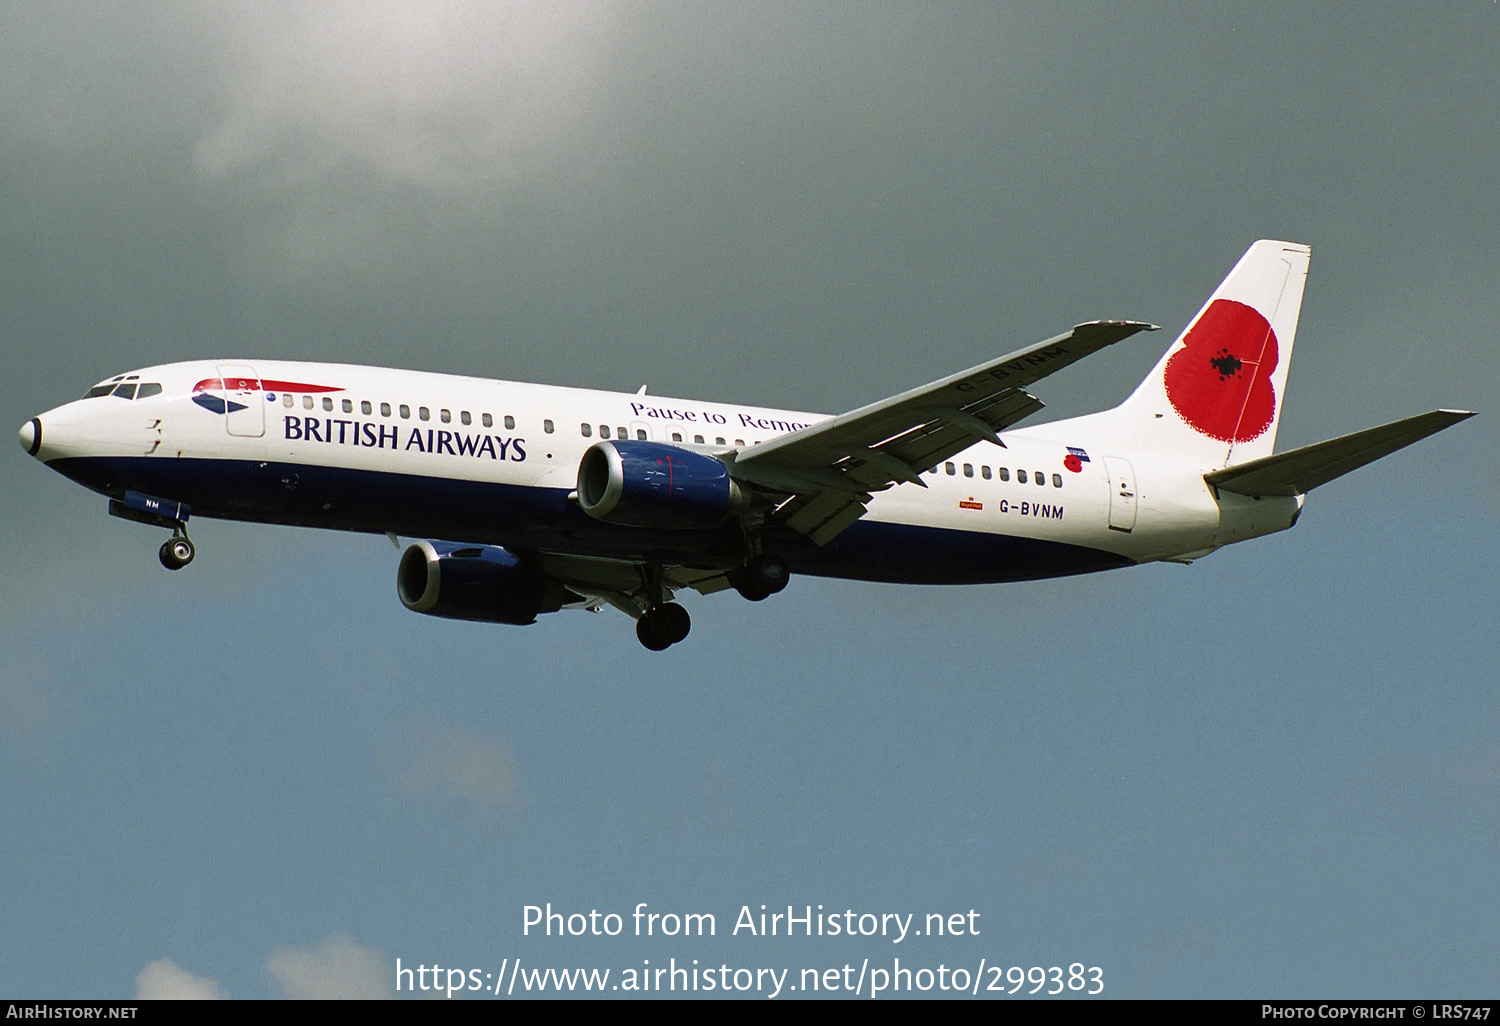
top-left (390, 722), bottom-right (523, 815)
top-left (192, 1), bottom-right (619, 190)
top-left (134, 958), bottom-right (228, 1000)
top-left (266, 934), bottom-right (392, 1000)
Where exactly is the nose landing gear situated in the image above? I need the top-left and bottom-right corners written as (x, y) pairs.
top-left (158, 528), bottom-right (195, 570)
top-left (106, 492), bottom-right (197, 571)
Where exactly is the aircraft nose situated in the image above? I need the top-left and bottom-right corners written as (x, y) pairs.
top-left (19, 417), bottom-right (41, 457)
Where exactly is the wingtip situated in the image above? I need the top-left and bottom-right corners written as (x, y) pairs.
top-left (1075, 319), bottom-right (1159, 332)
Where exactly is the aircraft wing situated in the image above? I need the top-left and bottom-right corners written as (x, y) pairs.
top-left (1205, 409), bottom-right (1475, 497)
top-left (732, 320), bottom-right (1157, 544)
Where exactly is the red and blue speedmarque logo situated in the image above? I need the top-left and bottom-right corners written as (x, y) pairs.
top-left (191, 377), bottom-right (343, 415)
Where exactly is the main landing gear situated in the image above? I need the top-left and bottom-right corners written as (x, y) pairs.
top-left (634, 563), bottom-right (692, 652)
top-left (631, 553), bottom-right (791, 651)
top-left (158, 527), bottom-right (195, 570)
top-left (636, 602), bottom-right (691, 652)
top-left (728, 554), bottom-right (789, 602)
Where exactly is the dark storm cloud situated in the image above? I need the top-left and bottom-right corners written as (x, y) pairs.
top-left (5, 5), bottom-right (1494, 419)
top-left (6, 5), bottom-right (1497, 405)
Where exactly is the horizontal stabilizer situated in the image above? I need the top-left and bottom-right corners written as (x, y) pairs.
top-left (1205, 409), bottom-right (1475, 497)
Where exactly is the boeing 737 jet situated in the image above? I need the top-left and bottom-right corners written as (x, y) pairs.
top-left (19, 241), bottom-right (1472, 649)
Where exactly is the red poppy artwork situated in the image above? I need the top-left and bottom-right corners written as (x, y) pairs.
top-left (1163, 298), bottom-right (1279, 442)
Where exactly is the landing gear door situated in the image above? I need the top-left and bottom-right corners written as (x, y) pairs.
top-left (1105, 456), bottom-right (1138, 532)
top-left (217, 363), bottom-right (265, 438)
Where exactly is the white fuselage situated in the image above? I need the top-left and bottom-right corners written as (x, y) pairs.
top-left (25, 358), bottom-right (1301, 585)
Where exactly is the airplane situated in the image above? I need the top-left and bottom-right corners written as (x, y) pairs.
top-left (18, 240), bottom-right (1473, 650)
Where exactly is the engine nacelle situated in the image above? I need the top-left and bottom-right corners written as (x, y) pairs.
top-left (397, 541), bottom-right (565, 625)
top-left (577, 440), bottom-right (748, 529)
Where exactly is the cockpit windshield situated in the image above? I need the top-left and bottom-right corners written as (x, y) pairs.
top-left (82, 375), bottom-right (162, 400)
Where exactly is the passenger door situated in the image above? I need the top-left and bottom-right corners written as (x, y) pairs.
top-left (216, 363), bottom-right (265, 438)
top-left (1104, 456), bottom-right (1137, 532)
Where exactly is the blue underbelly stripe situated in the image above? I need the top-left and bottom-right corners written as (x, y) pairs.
top-left (52, 455), bottom-right (1133, 585)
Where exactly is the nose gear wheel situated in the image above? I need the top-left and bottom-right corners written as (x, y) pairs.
top-left (159, 528), bottom-right (195, 570)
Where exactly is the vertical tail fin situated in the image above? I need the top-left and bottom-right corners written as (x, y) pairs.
top-left (1112, 240), bottom-right (1311, 468)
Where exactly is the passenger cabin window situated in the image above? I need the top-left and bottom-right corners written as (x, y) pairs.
top-left (544, 419), bottom-right (554, 434)
top-left (461, 411), bottom-right (471, 426)
top-left (600, 425), bottom-right (611, 439)
top-left (1035, 470), bottom-right (1045, 486)
top-left (694, 435), bottom-right (705, 444)
top-left (981, 466), bottom-right (992, 480)
top-left (618, 427), bottom-right (628, 441)
top-left (715, 437), bottom-right (725, 446)
top-left (282, 393), bottom-right (294, 407)
top-left (361, 400), bottom-right (372, 415)
top-left (946, 462), bottom-right (956, 475)
top-left (504, 415), bottom-right (515, 429)
top-left (581, 423), bottom-right (592, 438)
top-left (419, 407), bottom-right (430, 421)
top-left (380, 402), bottom-right (391, 417)
top-left (672, 432), bottom-right (683, 442)
top-left (342, 399), bottom-right (353, 413)
top-left (399, 404), bottom-right (411, 419)
top-left (440, 409), bottom-right (451, 423)
top-left (303, 396), bottom-right (314, 409)
top-left (482, 413), bottom-right (493, 428)
top-left (638, 429), bottom-right (648, 440)
top-left (323, 397), bottom-right (334, 411)
top-left (999, 467), bottom-right (1010, 482)
top-left (1052, 473), bottom-right (1063, 487)
top-left (963, 463), bottom-right (974, 478)
top-left (1017, 469), bottom-right (1027, 484)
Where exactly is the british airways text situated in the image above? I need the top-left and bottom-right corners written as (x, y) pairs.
top-left (283, 416), bottom-right (527, 461)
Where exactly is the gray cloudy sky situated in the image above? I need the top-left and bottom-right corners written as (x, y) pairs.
top-left (3, 2), bottom-right (1496, 999)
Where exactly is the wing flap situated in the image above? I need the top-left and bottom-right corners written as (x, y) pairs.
top-left (780, 492), bottom-right (870, 546)
top-left (532, 553), bottom-right (738, 617)
top-left (864, 389), bottom-right (1047, 478)
top-left (1205, 409), bottom-right (1475, 497)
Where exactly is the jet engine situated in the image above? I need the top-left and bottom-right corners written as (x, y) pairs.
top-left (576, 440), bottom-right (748, 529)
top-left (397, 540), bottom-right (568, 625)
